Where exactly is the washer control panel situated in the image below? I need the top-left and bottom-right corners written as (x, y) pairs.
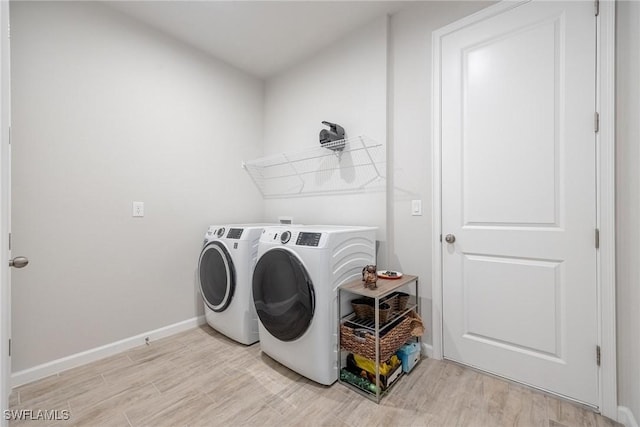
top-left (227, 228), bottom-right (244, 239)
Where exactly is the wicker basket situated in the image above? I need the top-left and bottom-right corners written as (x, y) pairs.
top-left (377, 303), bottom-right (392, 323)
top-left (340, 315), bottom-right (413, 361)
top-left (394, 292), bottom-right (410, 311)
top-left (351, 298), bottom-right (374, 320)
top-left (351, 299), bottom-right (392, 323)
top-left (381, 292), bottom-right (410, 313)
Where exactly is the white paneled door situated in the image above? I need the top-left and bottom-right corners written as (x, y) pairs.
top-left (440, 1), bottom-right (598, 405)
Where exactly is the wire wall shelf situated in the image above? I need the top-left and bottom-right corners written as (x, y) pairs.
top-left (242, 135), bottom-right (386, 199)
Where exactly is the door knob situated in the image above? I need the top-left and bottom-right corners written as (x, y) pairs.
top-left (9, 256), bottom-right (29, 268)
top-left (444, 234), bottom-right (456, 244)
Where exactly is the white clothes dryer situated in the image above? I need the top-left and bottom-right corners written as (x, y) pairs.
top-left (252, 225), bottom-right (376, 385)
top-left (198, 224), bottom-right (271, 345)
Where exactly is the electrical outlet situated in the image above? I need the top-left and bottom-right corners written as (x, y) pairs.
top-left (132, 201), bottom-right (144, 217)
top-left (411, 200), bottom-right (422, 216)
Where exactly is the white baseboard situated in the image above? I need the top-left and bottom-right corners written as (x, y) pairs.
top-left (11, 316), bottom-right (206, 388)
top-left (619, 406), bottom-right (639, 427)
top-left (421, 342), bottom-right (434, 358)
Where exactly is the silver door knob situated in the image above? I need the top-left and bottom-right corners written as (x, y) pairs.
top-left (9, 256), bottom-right (29, 268)
top-left (445, 234), bottom-right (456, 244)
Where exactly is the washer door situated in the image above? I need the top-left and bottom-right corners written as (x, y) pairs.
top-left (252, 248), bottom-right (315, 342)
top-left (199, 241), bottom-right (235, 312)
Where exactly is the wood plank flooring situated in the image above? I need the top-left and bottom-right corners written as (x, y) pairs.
top-left (8, 326), bottom-right (620, 427)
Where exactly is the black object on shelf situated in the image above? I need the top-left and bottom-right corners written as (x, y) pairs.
top-left (319, 121), bottom-right (346, 151)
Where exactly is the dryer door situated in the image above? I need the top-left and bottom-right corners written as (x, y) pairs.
top-left (198, 241), bottom-right (235, 312)
top-left (252, 248), bottom-right (315, 342)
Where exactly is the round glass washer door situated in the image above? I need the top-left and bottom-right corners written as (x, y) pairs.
top-left (199, 241), bottom-right (235, 312)
top-left (252, 248), bottom-right (315, 342)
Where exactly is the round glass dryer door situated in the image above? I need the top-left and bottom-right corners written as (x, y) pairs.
top-left (252, 249), bottom-right (315, 342)
top-left (199, 241), bottom-right (235, 312)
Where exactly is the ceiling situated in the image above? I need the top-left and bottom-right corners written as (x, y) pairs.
top-left (106, 1), bottom-right (409, 79)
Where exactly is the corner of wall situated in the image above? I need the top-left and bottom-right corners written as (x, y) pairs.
top-left (618, 406), bottom-right (639, 427)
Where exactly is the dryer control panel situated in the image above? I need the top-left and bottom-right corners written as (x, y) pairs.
top-left (296, 232), bottom-right (321, 247)
top-left (261, 227), bottom-right (327, 248)
top-left (280, 231), bottom-right (291, 244)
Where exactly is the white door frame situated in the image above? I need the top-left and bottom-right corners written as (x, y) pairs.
top-left (0, 0), bottom-right (10, 424)
top-left (431, 0), bottom-right (617, 420)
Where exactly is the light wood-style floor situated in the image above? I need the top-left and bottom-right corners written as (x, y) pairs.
top-left (9, 326), bottom-right (619, 427)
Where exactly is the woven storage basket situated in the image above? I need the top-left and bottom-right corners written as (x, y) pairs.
top-left (377, 303), bottom-right (392, 323)
top-left (394, 292), bottom-right (410, 311)
top-left (351, 298), bottom-right (374, 320)
top-left (382, 292), bottom-right (410, 313)
top-left (340, 315), bottom-right (413, 361)
top-left (351, 299), bottom-right (392, 323)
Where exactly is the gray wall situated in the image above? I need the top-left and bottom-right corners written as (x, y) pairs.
top-left (388, 1), bottom-right (493, 346)
top-left (616, 0), bottom-right (640, 421)
top-left (262, 17), bottom-right (388, 264)
top-left (10, 1), bottom-right (264, 372)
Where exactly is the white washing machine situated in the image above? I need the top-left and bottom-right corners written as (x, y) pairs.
top-left (252, 225), bottom-right (377, 385)
top-left (198, 224), bottom-right (272, 345)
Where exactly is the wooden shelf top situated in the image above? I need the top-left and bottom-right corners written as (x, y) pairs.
top-left (339, 274), bottom-right (418, 298)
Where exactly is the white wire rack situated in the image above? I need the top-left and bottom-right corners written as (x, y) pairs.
top-left (242, 135), bottom-right (386, 198)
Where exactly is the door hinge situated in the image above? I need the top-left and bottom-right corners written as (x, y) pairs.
top-left (8, 339), bottom-right (11, 357)
top-left (439, 234), bottom-right (442, 242)
top-left (596, 345), bottom-right (601, 366)
top-left (594, 112), bottom-right (600, 133)
top-left (595, 0), bottom-right (600, 16)
top-left (595, 228), bottom-right (600, 249)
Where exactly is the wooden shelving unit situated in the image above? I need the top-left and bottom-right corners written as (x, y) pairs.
top-left (337, 275), bottom-right (421, 403)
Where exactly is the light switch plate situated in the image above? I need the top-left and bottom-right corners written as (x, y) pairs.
top-left (132, 201), bottom-right (144, 217)
top-left (411, 199), bottom-right (422, 216)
